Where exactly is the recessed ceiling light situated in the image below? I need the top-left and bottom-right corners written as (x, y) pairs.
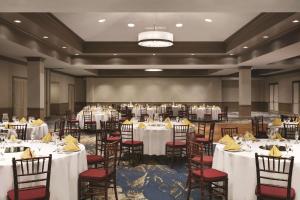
top-left (243, 46), bottom-right (248, 49)
top-left (145, 69), bottom-right (163, 72)
top-left (204, 18), bottom-right (213, 23)
top-left (128, 23), bottom-right (135, 28)
top-left (62, 46), bottom-right (67, 49)
top-left (292, 19), bottom-right (299, 23)
top-left (191, 53), bottom-right (195, 56)
top-left (176, 23), bottom-right (183, 28)
top-left (98, 19), bottom-right (106, 23)
top-left (152, 53), bottom-right (156, 56)
top-left (13, 19), bottom-right (22, 23)
top-left (113, 53), bottom-right (118, 56)
top-left (262, 35), bottom-right (269, 39)
top-left (42, 36), bottom-right (49, 39)
top-left (74, 53), bottom-right (79, 56)
top-left (229, 53), bottom-right (234, 56)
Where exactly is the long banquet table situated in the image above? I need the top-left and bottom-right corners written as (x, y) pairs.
top-left (0, 141), bottom-right (87, 200)
top-left (213, 139), bottom-right (300, 200)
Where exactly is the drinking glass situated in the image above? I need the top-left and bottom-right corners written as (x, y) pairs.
top-left (0, 143), bottom-right (6, 160)
top-left (295, 131), bottom-right (299, 144)
top-left (2, 113), bottom-right (9, 123)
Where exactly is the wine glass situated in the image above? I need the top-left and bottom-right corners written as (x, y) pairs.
top-left (0, 143), bottom-right (6, 160)
top-left (295, 131), bottom-right (299, 144)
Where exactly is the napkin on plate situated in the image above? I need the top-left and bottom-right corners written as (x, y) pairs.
top-left (271, 133), bottom-right (284, 140)
top-left (32, 119), bottom-right (44, 126)
top-left (165, 122), bottom-right (173, 129)
top-left (269, 145), bottom-right (282, 157)
top-left (138, 122), bottom-right (146, 129)
top-left (122, 119), bottom-right (132, 124)
top-left (21, 148), bottom-right (35, 159)
top-left (10, 135), bottom-right (17, 142)
top-left (20, 117), bottom-right (27, 123)
top-left (64, 134), bottom-right (78, 144)
top-left (42, 133), bottom-right (52, 143)
top-left (63, 142), bottom-right (80, 152)
top-left (182, 118), bottom-right (192, 125)
top-left (272, 118), bottom-right (282, 126)
top-left (244, 131), bottom-right (256, 141)
top-left (224, 141), bottom-right (241, 151)
top-left (219, 134), bottom-right (234, 145)
top-left (164, 117), bottom-right (171, 123)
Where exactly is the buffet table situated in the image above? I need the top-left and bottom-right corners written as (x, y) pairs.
top-left (213, 140), bottom-right (300, 200)
top-left (0, 141), bottom-right (87, 200)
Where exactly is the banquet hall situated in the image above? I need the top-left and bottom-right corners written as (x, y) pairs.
top-left (0, 1), bottom-right (300, 200)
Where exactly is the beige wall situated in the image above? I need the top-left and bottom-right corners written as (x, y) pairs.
top-left (50, 72), bottom-right (75, 104)
top-left (86, 77), bottom-right (222, 103)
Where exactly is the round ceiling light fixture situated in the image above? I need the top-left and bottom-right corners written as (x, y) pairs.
top-left (138, 28), bottom-right (173, 48)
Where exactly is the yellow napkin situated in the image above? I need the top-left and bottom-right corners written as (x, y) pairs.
top-left (269, 145), bottom-right (282, 157)
top-left (272, 118), bottom-right (282, 126)
top-left (271, 133), bottom-right (284, 140)
top-left (63, 142), bottom-right (80, 152)
top-left (42, 133), bottom-right (52, 143)
top-left (122, 119), bottom-right (133, 124)
top-left (20, 117), bottom-right (27, 123)
top-left (64, 134), bottom-right (78, 144)
top-left (224, 141), bottom-right (241, 151)
top-left (244, 131), bottom-right (256, 141)
top-left (21, 148), bottom-right (35, 159)
top-left (219, 134), bottom-right (235, 145)
top-left (182, 118), bottom-right (192, 125)
top-left (138, 122), bottom-right (146, 129)
top-left (164, 117), bottom-right (171, 123)
top-left (4, 123), bottom-right (9, 129)
top-left (165, 122), bottom-right (173, 129)
top-left (32, 119), bottom-right (44, 126)
top-left (10, 135), bottom-right (17, 142)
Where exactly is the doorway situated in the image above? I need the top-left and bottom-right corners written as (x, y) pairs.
top-left (68, 84), bottom-right (75, 113)
top-left (292, 81), bottom-right (300, 114)
top-left (12, 77), bottom-right (28, 118)
top-left (269, 83), bottom-right (279, 112)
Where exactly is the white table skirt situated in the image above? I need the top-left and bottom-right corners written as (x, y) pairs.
top-left (213, 140), bottom-right (300, 200)
top-left (0, 142), bottom-right (87, 200)
top-left (77, 112), bottom-right (110, 129)
top-left (27, 123), bottom-right (49, 140)
top-left (191, 107), bottom-right (221, 120)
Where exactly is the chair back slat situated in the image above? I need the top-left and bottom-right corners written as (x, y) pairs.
top-left (8, 124), bottom-right (27, 140)
top-left (104, 141), bottom-right (118, 175)
top-left (284, 124), bottom-right (299, 139)
top-left (221, 127), bottom-right (238, 137)
top-left (121, 124), bottom-right (134, 143)
top-left (173, 125), bottom-right (189, 144)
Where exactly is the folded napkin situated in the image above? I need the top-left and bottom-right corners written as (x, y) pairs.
top-left (271, 132), bottom-right (284, 140)
top-left (63, 142), bottom-right (80, 152)
top-left (138, 122), bottom-right (146, 129)
top-left (269, 145), bottom-right (282, 157)
top-left (42, 133), bottom-right (52, 143)
top-left (21, 148), bottom-right (35, 159)
top-left (164, 117), bottom-right (171, 123)
top-left (182, 118), bottom-right (192, 125)
top-left (32, 119), bottom-right (44, 126)
top-left (224, 141), bottom-right (241, 151)
top-left (272, 118), bottom-right (282, 126)
top-left (244, 131), bottom-right (256, 141)
top-left (165, 122), bottom-right (173, 129)
top-left (20, 117), bottom-right (27, 123)
top-left (64, 134), bottom-right (78, 144)
top-left (219, 134), bottom-right (235, 145)
top-left (123, 119), bottom-right (133, 124)
top-left (10, 135), bottom-right (17, 142)
top-left (4, 123), bottom-right (9, 129)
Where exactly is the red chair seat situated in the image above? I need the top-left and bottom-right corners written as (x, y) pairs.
top-left (84, 121), bottom-right (96, 124)
top-left (256, 184), bottom-right (296, 199)
top-left (192, 168), bottom-right (227, 182)
top-left (122, 140), bottom-right (143, 145)
top-left (107, 136), bottom-right (121, 142)
top-left (86, 155), bottom-right (104, 164)
top-left (7, 185), bottom-right (47, 200)
top-left (192, 155), bottom-right (213, 165)
top-left (195, 137), bottom-right (209, 143)
top-left (166, 140), bottom-right (186, 148)
top-left (111, 131), bottom-right (121, 136)
top-left (79, 168), bottom-right (110, 181)
top-left (67, 119), bottom-right (79, 123)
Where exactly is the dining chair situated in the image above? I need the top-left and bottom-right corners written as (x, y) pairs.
top-left (255, 116), bottom-right (268, 138)
top-left (188, 113), bottom-right (197, 122)
top-left (83, 111), bottom-right (96, 132)
top-left (186, 141), bottom-right (228, 200)
top-left (110, 110), bottom-right (119, 122)
top-left (283, 124), bottom-right (299, 139)
top-left (218, 106), bottom-right (228, 121)
top-left (54, 118), bottom-right (65, 140)
top-left (203, 113), bottom-right (212, 122)
top-left (166, 124), bottom-right (189, 166)
top-left (65, 120), bottom-right (81, 142)
top-left (195, 122), bottom-right (206, 138)
top-left (79, 141), bottom-right (119, 200)
top-left (7, 154), bottom-right (52, 200)
top-left (8, 124), bottom-right (27, 140)
top-left (196, 122), bottom-right (215, 145)
top-left (255, 153), bottom-right (295, 200)
top-left (221, 127), bottom-right (238, 137)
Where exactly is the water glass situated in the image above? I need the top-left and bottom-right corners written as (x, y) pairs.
top-left (295, 131), bottom-right (299, 144)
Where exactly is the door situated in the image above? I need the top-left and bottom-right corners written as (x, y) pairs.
top-left (68, 84), bottom-right (75, 113)
top-left (269, 83), bottom-right (279, 112)
top-left (292, 82), bottom-right (300, 114)
top-left (13, 77), bottom-right (28, 118)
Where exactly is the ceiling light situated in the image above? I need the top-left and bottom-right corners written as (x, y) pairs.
top-left (292, 19), bottom-right (299, 23)
top-left (152, 53), bottom-right (156, 56)
top-left (62, 46), bottom-right (67, 49)
top-left (98, 19), bottom-right (106, 23)
top-left (42, 36), bottom-right (49, 39)
top-left (145, 68), bottom-right (163, 72)
top-left (138, 30), bottom-right (173, 48)
top-left (204, 18), bottom-right (213, 23)
top-left (74, 53), bottom-right (79, 56)
top-left (113, 53), bottom-right (118, 56)
top-left (191, 53), bottom-right (195, 56)
top-left (176, 23), bottom-right (183, 28)
top-left (13, 19), bottom-right (22, 23)
top-left (128, 23), bottom-right (135, 28)
top-left (262, 35), bottom-right (269, 39)
top-left (243, 46), bottom-right (248, 49)
top-left (229, 53), bottom-right (234, 56)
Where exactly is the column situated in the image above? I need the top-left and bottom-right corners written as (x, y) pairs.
top-left (27, 57), bottom-right (45, 119)
top-left (239, 66), bottom-right (252, 117)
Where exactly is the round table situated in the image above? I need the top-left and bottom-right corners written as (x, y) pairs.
top-left (77, 111), bottom-right (110, 129)
top-left (0, 141), bottom-right (87, 200)
top-left (190, 106), bottom-right (221, 120)
top-left (213, 140), bottom-right (300, 200)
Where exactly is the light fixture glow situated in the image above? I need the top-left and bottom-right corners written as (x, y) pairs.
top-left (42, 36), bottom-right (49, 39)
top-left (62, 46), bottom-right (67, 49)
top-left (14, 19), bottom-right (22, 23)
top-left (243, 46), bottom-right (248, 49)
top-left (113, 53), bottom-right (118, 56)
top-left (176, 23), bottom-right (183, 28)
top-left (128, 23), bottom-right (135, 28)
top-left (292, 19), bottom-right (299, 23)
top-left (152, 53), bottom-right (156, 56)
top-left (204, 18), bottom-right (213, 23)
top-left (75, 53), bottom-right (79, 56)
top-left (229, 53), bottom-right (234, 56)
top-left (145, 68), bottom-right (163, 72)
top-left (262, 35), bottom-right (269, 39)
top-left (98, 19), bottom-right (106, 23)
top-left (191, 53), bottom-right (195, 56)
top-left (138, 31), bottom-right (173, 48)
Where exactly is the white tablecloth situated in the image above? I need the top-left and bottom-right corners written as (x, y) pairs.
top-left (0, 142), bottom-right (87, 200)
top-left (190, 107), bottom-right (221, 120)
top-left (131, 107), bottom-right (157, 117)
top-left (213, 140), bottom-right (300, 200)
top-left (77, 112), bottom-right (110, 129)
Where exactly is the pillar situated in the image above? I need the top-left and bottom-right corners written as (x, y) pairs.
top-left (239, 66), bottom-right (252, 117)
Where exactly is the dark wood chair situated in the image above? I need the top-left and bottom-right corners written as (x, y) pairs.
top-left (139, 113), bottom-right (149, 122)
top-left (79, 141), bottom-right (119, 200)
top-left (221, 127), bottom-right (238, 137)
top-left (7, 154), bottom-right (52, 200)
top-left (8, 124), bottom-right (27, 140)
top-left (54, 118), bottom-right (65, 140)
top-left (204, 113), bottom-right (212, 122)
top-left (65, 120), bottom-right (81, 142)
top-left (283, 124), bottom-right (299, 139)
top-left (195, 122), bottom-right (206, 138)
top-left (218, 106), bottom-right (228, 121)
top-left (196, 122), bottom-right (215, 145)
top-left (255, 153), bottom-right (295, 200)
top-left (110, 110), bottom-right (119, 122)
top-left (166, 125), bottom-right (189, 166)
top-left (119, 124), bottom-right (143, 165)
top-left (83, 111), bottom-right (96, 132)
top-left (186, 141), bottom-right (228, 200)
top-left (254, 116), bottom-right (268, 138)
top-left (188, 113), bottom-right (197, 122)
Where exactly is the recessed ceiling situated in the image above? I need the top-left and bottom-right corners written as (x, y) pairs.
top-left (54, 12), bottom-right (259, 42)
